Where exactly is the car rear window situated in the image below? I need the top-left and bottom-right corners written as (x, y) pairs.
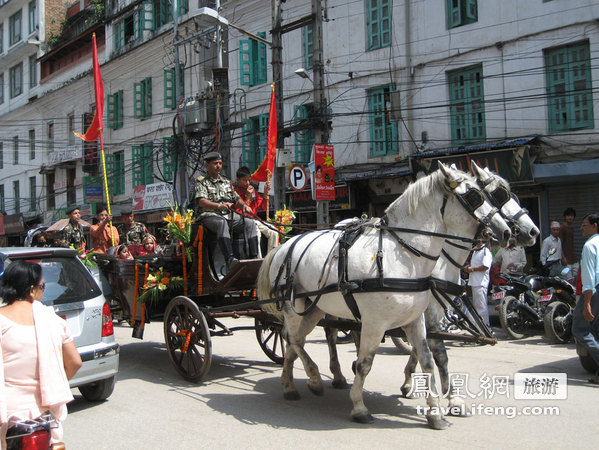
top-left (6, 256), bottom-right (102, 305)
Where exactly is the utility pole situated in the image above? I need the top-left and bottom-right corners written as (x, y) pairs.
top-left (312, 0), bottom-right (329, 226)
top-left (173, 0), bottom-right (188, 208)
top-left (272, 0), bottom-right (285, 211)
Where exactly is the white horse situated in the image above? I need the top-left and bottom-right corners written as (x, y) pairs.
top-left (257, 164), bottom-right (511, 429)
top-left (399, 162), bottom-right (540, 410)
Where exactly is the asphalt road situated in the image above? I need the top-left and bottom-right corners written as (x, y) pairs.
top-left (64, 320), bottom-right (599, 449)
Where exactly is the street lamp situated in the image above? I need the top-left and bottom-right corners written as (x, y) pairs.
top-left (294, 68), bottom-right (311, 81)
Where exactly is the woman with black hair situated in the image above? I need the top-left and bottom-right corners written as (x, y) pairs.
top-left (0, 261), bottom-right (82, 445)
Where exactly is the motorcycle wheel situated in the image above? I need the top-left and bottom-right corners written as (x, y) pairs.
top-left (543, 301), bottom-right (572, 344)
top-left (500, 295), bottom-right (526, 340)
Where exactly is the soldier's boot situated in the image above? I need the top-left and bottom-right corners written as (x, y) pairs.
top-left (218, 237), bottom-right (238, 267)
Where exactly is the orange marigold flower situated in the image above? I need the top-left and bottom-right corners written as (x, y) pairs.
top-left (160, 277), bottom-right (170, 285)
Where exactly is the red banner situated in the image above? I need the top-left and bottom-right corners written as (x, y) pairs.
top-left (313, 144), bottom-right (335, 201)
top-left (252, 83), bottom-right (277, 182)
top-left (74, 33), bottom-right (104, 142)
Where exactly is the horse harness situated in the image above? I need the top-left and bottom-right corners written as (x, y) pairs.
top-left (270, 214), bottom-right (477, 322)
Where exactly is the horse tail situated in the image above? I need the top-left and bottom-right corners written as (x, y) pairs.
top-left (257, 245), bottom-right (284, 320)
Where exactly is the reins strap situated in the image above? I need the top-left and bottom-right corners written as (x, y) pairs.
top-left (387, 229), bottom-right (439, 261)
top-left (440, 249), bottom-right (464, 270)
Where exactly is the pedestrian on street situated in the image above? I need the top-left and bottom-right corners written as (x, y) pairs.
top-left (561, 207), bottom-right (579, 279)
top-left (540, 221), bottom-right (563, 276)
top-left (572, 212), bottom-right (599, 384)
top-left (0, 261), bottom-right (82, 445)
top-left (467, 240), bottom-right (492, 326)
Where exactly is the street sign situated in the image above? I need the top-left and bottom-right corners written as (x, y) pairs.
top-left (288, 164), bottom-right (308, 192)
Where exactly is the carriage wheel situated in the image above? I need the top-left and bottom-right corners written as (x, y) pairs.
top-left (164, 296), bottom-right (212, 382)
top-left (254, 318), bottom-right (285, 365)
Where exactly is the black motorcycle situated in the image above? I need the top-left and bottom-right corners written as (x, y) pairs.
top-left (496, 272), bottom-right (576, 342)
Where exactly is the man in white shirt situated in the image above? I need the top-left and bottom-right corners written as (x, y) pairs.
top-left (467, 240), bottom-right (493, 326)
top-left (493, 241), bottom-right (527, 276)
top-left (540, 221), bottom-right (563, 277)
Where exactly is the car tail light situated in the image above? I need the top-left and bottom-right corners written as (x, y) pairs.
top-left (21, 430), bottom-right (51, 450)
top-left (102, 302), bottom-right (114, 337)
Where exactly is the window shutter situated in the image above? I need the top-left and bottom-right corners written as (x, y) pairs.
top-left (242, 119), bottom-right (256, 168)
top-left (369, 88), bottom-right (386, 156)
top-left (164, 68), bottom-right (175, 109)
top-left (117, 90), bottom-right (124, 129)
top-left (162, 137), bottom-right (174, 181)
top-left (380, 0), bottom-right (391, 47)
top-left (113, 20), bottom-right (124, 50)
top-left (239, 40), bottom-right (252, 86)
top-left (256, 32), bottom-right (268, 85)
top-left (303, 25), bottom-right (313, 70)
top-left (107, 93), bottom-right (116, 129)
top-left (132, 145), bottom-right (142, 187)
top-left (447, 0), bottom-right (461, 29)
top-left (143, 142), bottom-right (154, 185)
top-left (465, 0), bottom-right (478, 21)
top-left (144, 77), bottom-right (152, 118)
top-left (134, 82), bottom-right (143, 118)
top-left (141, 1), bottom-right (154, 31)
top-left (258, 113), bottom-right (269, 162)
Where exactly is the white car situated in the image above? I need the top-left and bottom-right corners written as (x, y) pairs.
top-left (0, 247), bottom-right (119, 401)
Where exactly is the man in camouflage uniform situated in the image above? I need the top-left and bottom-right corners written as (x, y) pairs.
top-left (118, 206), bottom-right (149, 245)
top-left (196, 152), bottom-right (258, 266)
top-left (61, 205), bottom-right (86, 249)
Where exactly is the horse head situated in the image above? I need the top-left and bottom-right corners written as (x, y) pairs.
top-left (470, 161), bottom-right (539, 247)
top-left (438, 162), bottom-right (512, 247)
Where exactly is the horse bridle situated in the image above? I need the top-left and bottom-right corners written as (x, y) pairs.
top-left (442, 178), bottom-right (500, 238)
top-left (476, 176), bottom-right (529, 234)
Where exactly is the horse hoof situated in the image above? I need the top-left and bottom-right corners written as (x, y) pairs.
top-left (401, 386), bottom-right (414, 399)
top-left (308, 383), bottom-right (324, 396)
top-left (283, 391), bottom-right (301, 401)
top-left (351, 361), bottom-right (357, 374)
top-left (332, 379), bottom-right (349, 389)
top-left (352, 413), bottom-right (374, 424)
top-left (426, 415), bottom-right (450, 430)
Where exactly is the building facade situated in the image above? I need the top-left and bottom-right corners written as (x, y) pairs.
top-left (1, 0), bottom-right (598, 257)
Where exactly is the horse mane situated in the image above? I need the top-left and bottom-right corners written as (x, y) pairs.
top-left (385, 170), bottom-right (447, 219)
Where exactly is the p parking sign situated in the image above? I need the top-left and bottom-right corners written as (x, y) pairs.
top-left (288, 165), bottom-right (308, 192)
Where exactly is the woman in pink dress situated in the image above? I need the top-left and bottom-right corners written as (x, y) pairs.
top-left (0, 261), bottom-right (82, 446)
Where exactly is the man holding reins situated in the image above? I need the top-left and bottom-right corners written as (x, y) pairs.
top-left (195, 152), bottom-right (259, 266)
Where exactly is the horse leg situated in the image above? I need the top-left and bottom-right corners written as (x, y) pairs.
top-left (281, 302), bottom-right (326, 398)
top-left (349, 325), bottom-right (385, 424)
top-left (403, 318), bottom-right (450, 430)
top-left (324, 326), bottom-right (349, 389)
top-left (429, 338), bottom-right (466, 414)
top-left (401, 348), bottom-right (419, 398)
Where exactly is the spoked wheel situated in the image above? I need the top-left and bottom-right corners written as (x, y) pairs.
top-left (164, 296), bottom-right (212, 382)
top-left (500, 296), bottom-right (526, 340)
top-left (255, 318), bottom-right (285, 364)
top-left (543, 301), bottom-right (572, 344)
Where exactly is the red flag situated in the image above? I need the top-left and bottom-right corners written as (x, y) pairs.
top-left (74, 33), bottom-right (104, 142)
top-left (252, 83), bottom-right (277, 182)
